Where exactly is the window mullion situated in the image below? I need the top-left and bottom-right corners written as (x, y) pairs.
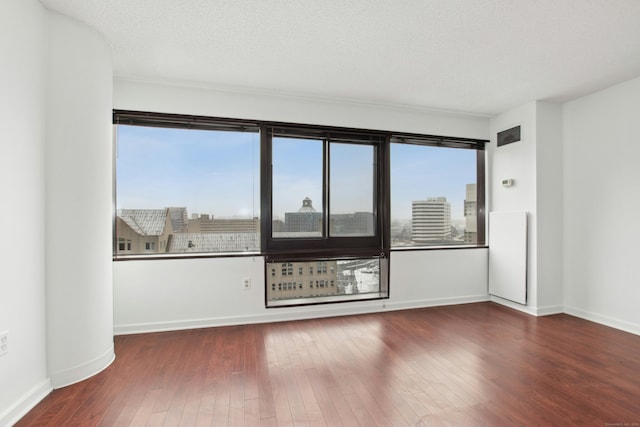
top-left (323, 139), bottom-right (330, 239)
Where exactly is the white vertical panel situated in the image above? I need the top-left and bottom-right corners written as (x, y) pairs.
top-left (489, 211), bottom-right (528, 304)
top-left (45, 12), bottom-right (114, 388)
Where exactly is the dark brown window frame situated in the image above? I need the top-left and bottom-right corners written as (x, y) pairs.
top-left (261, 125), bottom-right (388, 259)
top-left (388, 136), bottom-right (487, 250)
top-left (112, 110), bottom-right (488, 264)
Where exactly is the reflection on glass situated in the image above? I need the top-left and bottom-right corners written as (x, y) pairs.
top-left (266, 258), bottom-right (381, 303)
top-left (329, 143), bottom-right (375, 237)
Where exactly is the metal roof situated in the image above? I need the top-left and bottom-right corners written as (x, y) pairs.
top-left (117, 209), bottom-right (168, 236)
top-left (168, 232), bottom-right (259, 253)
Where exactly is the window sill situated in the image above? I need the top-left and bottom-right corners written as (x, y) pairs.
top-left (113, 251), bottom-right (261, 261)
top-left (391, 244), bottom-right (488, 252)
top-left (267, 292), bottom-right (388, 308)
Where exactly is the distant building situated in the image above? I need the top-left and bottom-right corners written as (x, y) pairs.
top-left (188, 214), bottom-right (260, 234)
top-left (279, 197), bottom-right (374, 237)
top-left (272, 218), bottom-right (284, 233)
top-left (267, 258), bottom-right (381, 302)
top-left (116, 209), bottom-right (174, 254)
top-left (411, 197), bottom-right (451, 243)
top-left (267, 260), bottom-right (339, 300)
top-left (283, 197), bottom-right (322, 235)
top-left (167, 207), bottom-right (188, 233)
top-left (330, 212), bottom-right (374, 236)
top-left (464, 184), bottom-right (477, 243)
top-left (116, 208), bottom-right (260, 255)
top-left (168, 232), bottom-right (259, 253)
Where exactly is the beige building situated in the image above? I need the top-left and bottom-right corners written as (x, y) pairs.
top-left (116, 209), bottom-right (261, 255)
top-left (267, 260), bottom-right (339, 301)
top-left (116, 209), bottom-right (174, 255)
top-left (188, 214), bottom-right (260, 234)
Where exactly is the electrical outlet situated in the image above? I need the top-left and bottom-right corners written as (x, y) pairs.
top-left (0, 331), bottom-right (7, 357)
top-left (242, 278), bottom-right (251, 290)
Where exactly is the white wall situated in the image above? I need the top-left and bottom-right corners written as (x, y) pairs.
top-left (563, 76), bottom-right (640, 335)
top-left (45, 12), bottom-right (115, 388)
top-left (113, 79), bottom-right (491, 333)
top-left (487, 101), bottom-right (564, 315)
top-left (535, 103), bottom-right (564, 311)
top-left (114, 78), bottom-right (490, 139)
top-left (1, 3), bottom-right (116, 424)
top-left (488, 102), bottom-right (539, 311)
top-left (0, 1), bottom-right (51, 425)
top-left (114, 250), bottom-right (488, 334)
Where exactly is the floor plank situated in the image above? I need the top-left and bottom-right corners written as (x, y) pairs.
top-left (15, 302), bottom-right (640, 426)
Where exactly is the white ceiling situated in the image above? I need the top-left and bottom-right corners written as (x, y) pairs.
top-left (40, 0), bottom-right (640, 116)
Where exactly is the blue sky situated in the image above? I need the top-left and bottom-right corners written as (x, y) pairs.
top-left (390, 144), bottom-right (476, 221)
top-left (116, 125), bottom-right (476, 221)
top-left (116, 125), bottom-right (260, 218)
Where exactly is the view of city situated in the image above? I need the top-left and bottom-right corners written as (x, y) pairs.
top-left (266, 258), bottom-right (381, 303)
top-left (115, 125), bottom-right (478, 257)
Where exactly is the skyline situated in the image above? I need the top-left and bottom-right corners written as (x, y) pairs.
top-left (116, 125), bottom-right (476, 221)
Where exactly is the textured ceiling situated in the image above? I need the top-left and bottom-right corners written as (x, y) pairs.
top-left (40, 0), bottom-right (640, 115)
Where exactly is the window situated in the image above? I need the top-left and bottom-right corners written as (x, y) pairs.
top-left (317, 261), bottom-right (327, 273)
top-left (118, 238), bottom-right (132, 251)
top-left (113, 111), bottom-right (486, 307)
top-left (266, 256), bottom-right (387, 306)
top-left (113, 112), bottom-right (260, 257)
top-left (390, 140), bottom-right (485, 247)
top-left (263, 126), bottom-right (385, 256)
top-left (329, 143), bottom-right (375, 237)
top-left (280, 263), bottom-right (293, 275)
top-left (271, 137), bottom-right (323, 239)
top-left (270, 138), bottom-right (376, 239)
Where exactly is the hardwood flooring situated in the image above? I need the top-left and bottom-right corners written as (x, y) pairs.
top-left (16, 302), bottom-right (640, 426)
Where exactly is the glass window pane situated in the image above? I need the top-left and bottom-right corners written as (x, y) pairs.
top-left (272, 137), bottom-right (324, 238)
top-left (266, 257), bottom-right (383, 306)
top-left (390, 144), bottom-right (477, 247)
top-left (115, 125), bottom-right (260, 255)
top-left (329, 143), bottom-right (375, 237)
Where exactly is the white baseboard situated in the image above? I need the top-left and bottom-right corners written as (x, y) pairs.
top-left (491, 297), bottom-right (640, 336)
top-left (49, 345), bottom-right (115, 389)
top-left (564, 305), bottom-right (640, 337)
top-left (0, 379), bottom-right (52, 427)
top-left (489, 296), bottom-right (564, 317)
top-left (114, 295), bottom-right (490, 335)
top-left (489, 295), bottom-right (536, 315)
top-left (534, 304), bottom-right (564, 316)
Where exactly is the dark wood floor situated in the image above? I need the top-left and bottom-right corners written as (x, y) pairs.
top-left (16, 302), bottom-right (640, 426)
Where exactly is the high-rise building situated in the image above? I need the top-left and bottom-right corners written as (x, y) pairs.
top-left (411, 197), bottom-right (451, 243)
top-left (464, 184), bottom-right (477, 243)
